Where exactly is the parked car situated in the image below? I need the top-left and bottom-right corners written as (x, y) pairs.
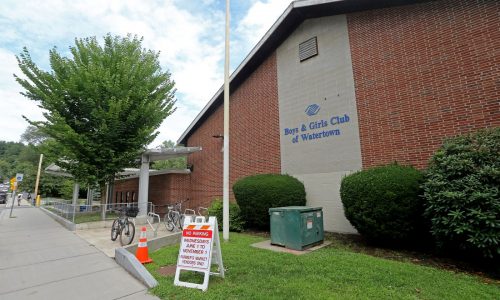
top-left (0, 183), bottom-right (8, 204)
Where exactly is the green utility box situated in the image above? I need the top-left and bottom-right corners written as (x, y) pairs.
top-left (269, 206), bottom-right (324, 251)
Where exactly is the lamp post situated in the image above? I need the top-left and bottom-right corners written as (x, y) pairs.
top-left (223, 0), bottom-right (230, 241)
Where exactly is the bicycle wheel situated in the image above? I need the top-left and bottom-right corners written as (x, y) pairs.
top-left (111, 219), bottom-right (120, 241)
top-left (166, 213), bottom-right (175, 232)
top-left (119, 221), bottom-right (136, 246)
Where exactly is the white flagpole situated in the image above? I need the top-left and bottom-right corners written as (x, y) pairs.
top-left (223, 0), bottom-right (230, 241)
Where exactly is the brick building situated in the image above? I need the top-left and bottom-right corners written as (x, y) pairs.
top-left (114, 0), bottom-right (499, 232)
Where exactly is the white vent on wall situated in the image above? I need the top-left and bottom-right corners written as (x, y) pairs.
top-left (299, 37), bottom-right (318, 62)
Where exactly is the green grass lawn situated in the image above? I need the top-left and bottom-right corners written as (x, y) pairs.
top-left (73, 212), bottom-right (118, 223)
top-left (145, 233), bottom-right (499, 300)
top-left (44, 206), bottom-right (118, 224)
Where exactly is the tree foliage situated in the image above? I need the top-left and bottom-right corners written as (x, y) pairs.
top-left (15, 34), bottom-right (176, 186)
top-left (20, 125), bottom-right (49, 145)
top-left (207, 198), bottom-right (245, 232)
top-left (0, 141), bottom-right (24, 182)
top-left (0, 137), bottom-right (74, 198)
top-left (152, 140), bottom-right (186, 170)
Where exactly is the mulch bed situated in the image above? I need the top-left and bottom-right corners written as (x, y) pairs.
top-left (324, 232), bottom-right (500, 283)
top-left (158, 265), bottom-right (177, 277)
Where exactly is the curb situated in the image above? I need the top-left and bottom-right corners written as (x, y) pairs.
top-left (123, 232), bottom-right (182, 254)
top-left (115, 248), bottom-right (158, 288)
top-left (115, 232), bottom-right (181, 289)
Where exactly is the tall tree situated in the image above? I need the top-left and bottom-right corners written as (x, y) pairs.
top-left (152, 140), bottom-right (187, 170)
top-left (20, 125), bottom-right (49, 146)
top-left (0, 141), bottom-right (24, 181)
top-left (0, 138), bottom-right (72, 197)
top-left (15, 34), bottom-right (176, 191)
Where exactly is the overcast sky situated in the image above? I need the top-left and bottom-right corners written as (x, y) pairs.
top-left (0, 0), bottom-right (292, 147)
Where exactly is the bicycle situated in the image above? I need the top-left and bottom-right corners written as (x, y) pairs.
top-left (111, 206), bottom-right (138, 246)
top-left (164, 199), bottom-right (190, 231)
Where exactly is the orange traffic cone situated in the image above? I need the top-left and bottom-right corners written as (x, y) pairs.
top-left (135, 227), bottom-right (153, 264)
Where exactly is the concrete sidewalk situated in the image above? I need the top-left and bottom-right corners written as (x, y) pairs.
top-left (75, 221), bottom-right (180, 258)
top-left (0, 205), bottom-right (159, 300)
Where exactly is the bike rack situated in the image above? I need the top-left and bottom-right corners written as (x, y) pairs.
top-left (147, 212), bottom-right (161, 237)
top-left (195, 215), bottom-right (206, 223)
top-left (198, 207), bottom-right (208, 217)
top-left (184, 209), bottom-right (197, 220)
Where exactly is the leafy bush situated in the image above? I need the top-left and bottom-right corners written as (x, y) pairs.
top-left (340, 164), bottom-right (425, 243)
top-left (207, 199), bottom-right (244, 232)
top-left (423, 128), bottom-right (500, 259)
top-left (60, 180), bottom-right (76, 200)
top-left (233, 174), bottom-right (306, 229)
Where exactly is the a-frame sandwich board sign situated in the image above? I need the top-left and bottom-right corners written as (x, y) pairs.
top-left (174, 216), bottom-right (224, 291)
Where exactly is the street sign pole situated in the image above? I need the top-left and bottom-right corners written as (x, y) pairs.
top-left (9, 181), bottom-right (17, 218)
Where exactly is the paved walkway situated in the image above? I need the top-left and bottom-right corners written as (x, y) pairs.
top-left (0, 203), bottom-right (159, 300)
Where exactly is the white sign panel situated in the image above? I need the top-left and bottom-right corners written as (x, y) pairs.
top-left (174, 216), bottom-right (224, 292)
top-left (178, 226), bottom-right (213, 270)
top-left (16, 173), bottom-right (24, 182)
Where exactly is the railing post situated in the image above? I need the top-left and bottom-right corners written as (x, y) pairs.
top-left (72, 183), bottom-right (79, 224)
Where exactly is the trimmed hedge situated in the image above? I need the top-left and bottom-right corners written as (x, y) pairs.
top-left (423, 128), bottom-right (500, 259)
top-left (340, 164), bottom-right (425, 244)
top-left (207, 199), bottom-right (244, 232)
top-left (233, 174), bottom-right (306, 229)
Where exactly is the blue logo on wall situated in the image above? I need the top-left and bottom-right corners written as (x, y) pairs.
top-left (305, 104), bottom-right (320, 116)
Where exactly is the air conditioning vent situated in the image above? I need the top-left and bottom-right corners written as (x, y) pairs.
top-left (299, 37), bottom-right (318, 62)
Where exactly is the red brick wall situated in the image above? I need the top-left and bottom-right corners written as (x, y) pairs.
top-left (163, 174), bottom-right (192, 203)
top-left (348, 0), bottom-right (500, 169)
top-left (147, 173), bottom-right (192, 214)
top-left (113, 178), bottom-right (138, 204)
top-left (186, 53), bottom-right (281, 208)
top-left (113, 173), bottom-right (192, 213)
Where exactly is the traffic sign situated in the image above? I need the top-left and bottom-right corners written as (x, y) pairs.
top-left (10, 177), bottom-right (16, 191)
top-left (16, 173), bottom-right (24, 182)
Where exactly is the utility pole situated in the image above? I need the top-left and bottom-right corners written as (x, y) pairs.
top-left (34, 154), bottom-right (43, 206)
top-left (223, 0), bottom-right (230, 241)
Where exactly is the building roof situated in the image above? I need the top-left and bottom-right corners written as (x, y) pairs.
top-left (177, 0), bottom-right (427, 145)
top-left (44, 164), bottom-right (191, 179)
top-left (115, 168), bottom-right (191, 181)
top-left (45, 163), bottom-right (73, 177)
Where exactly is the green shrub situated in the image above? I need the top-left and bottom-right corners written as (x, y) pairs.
top-left (423, 128), bottom-right (500, 259)
top-left (207, 199), bottom-right (244, 232)
top-left (233, 174), bottom-right (306, 230)
top-left (340, 164), bottom-right (425, 244)
top-left (60, 180), bottom-right (76, 200)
